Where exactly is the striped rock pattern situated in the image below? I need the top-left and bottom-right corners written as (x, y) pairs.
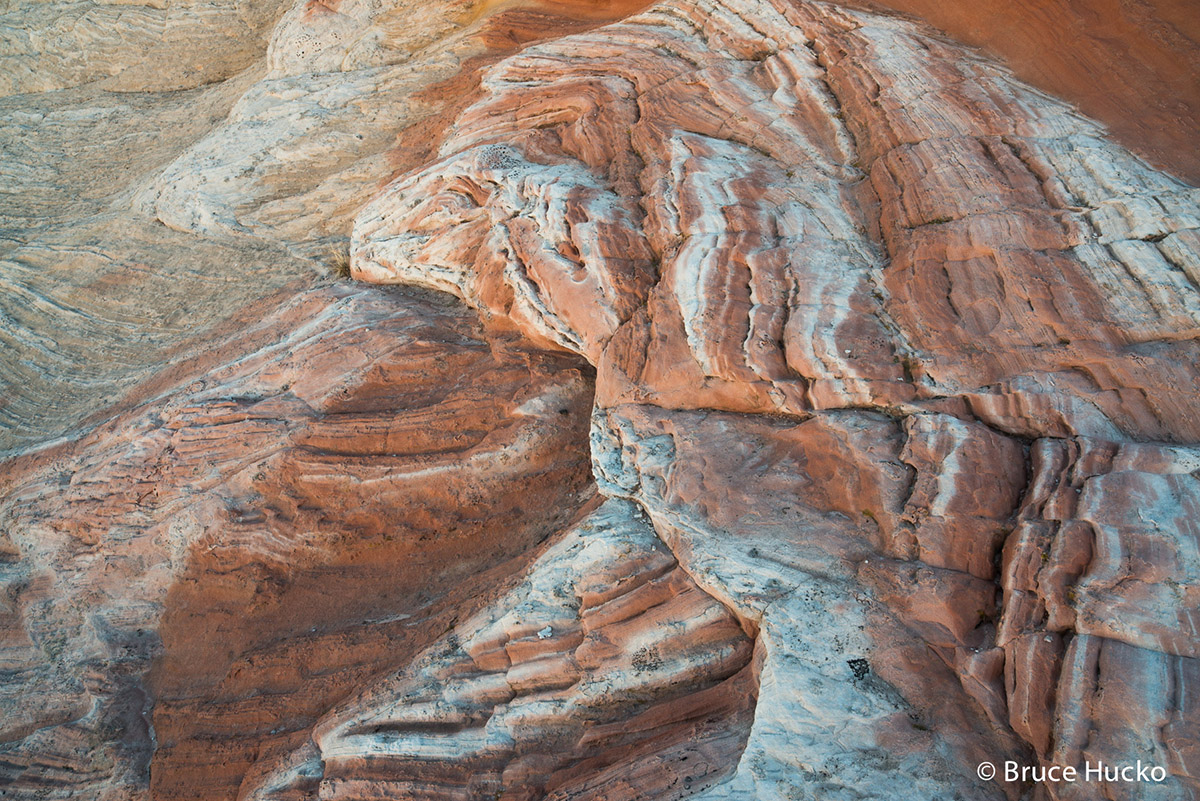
top-left (347, 0), bottom-right (1200, 798)
top-left (245, 499), bottom-right (756, 801)
top-left (0, 284), bottom-right (596, 799)
top-left (0, 0), bottom-right (1197, 799)
top-left (0, 0), bottom-right (643, 457)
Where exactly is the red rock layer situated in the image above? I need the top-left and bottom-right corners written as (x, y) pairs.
top-left (354, 0), bottom-right (1200, 439)
top-left (1, 0), bottom-right (1198, 798)
top-left (0, 284), bottom-right (594, 800)
top-left (853, 0), bottom-right (1200, 186)
top-left (350, 0), bottom-right (1200, 797)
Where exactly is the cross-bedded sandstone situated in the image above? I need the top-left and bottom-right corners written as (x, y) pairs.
top-left (1, 0), bottom-right (1197, 799)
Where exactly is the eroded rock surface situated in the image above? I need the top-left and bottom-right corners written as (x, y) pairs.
top-left (0, 0), bottom-right (646, 456)
top-left (349, 0), bottom-right (1200, 797)
top-left (851, 0), bottom-right (1200, 186)
top-left (245, 499), bottom-right (756, 801)
top-left (1, 284), bottom-right (595, 799)
top-left (1, 0), bottom-right (1198, 799)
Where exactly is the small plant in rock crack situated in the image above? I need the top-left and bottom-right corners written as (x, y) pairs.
top-left (328, 244), bottom-right (353, 279)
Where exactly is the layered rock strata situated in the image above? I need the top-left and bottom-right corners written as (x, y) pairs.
top-left (0, 0), bottom-right (645, 456)
top-left (852, 0), bottom-right (1200, 186)
top-left (244, 499), bottom-right (756, 801)
top-left (345, 0), bottom-right (1200, 798)
top-left (0, 284), bottom-right (595, 799)
top-left (0, 0), bottom-right (1197, 799)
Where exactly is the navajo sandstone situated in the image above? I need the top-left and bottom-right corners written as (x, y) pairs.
top-left (0, 0), bottom-right (1197, 800)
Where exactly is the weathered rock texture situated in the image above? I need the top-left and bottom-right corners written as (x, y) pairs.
top-left (853, 0), bottom-right (1200, 186)
top-left (244, 499), bottom-right (757, 801)
top-left (344, 0), bottom-right (1200, 797)
top-left (0, 0), bottom-right (646, 456)
top-left (1, 0), bottom-right (1198, 799)
top-left (1, 283), bottom-right (595, 799)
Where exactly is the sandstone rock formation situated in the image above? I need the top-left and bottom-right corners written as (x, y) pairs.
top-left (852, 0), bottom-right (1200, 186)
top-left (243, 499), bottom-right (757, 801)
top-left (1, 282), bottom-right (596, 798)
top-left (1, 0), bottom-right (1198, 799)
top-left (0, 0), bottom-right (644, 456)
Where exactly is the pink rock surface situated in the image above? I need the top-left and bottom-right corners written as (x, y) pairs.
top-left (1, 0), bottom-right (1198, 798)
top-left (350, 0), bottom-right (1200, 796)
